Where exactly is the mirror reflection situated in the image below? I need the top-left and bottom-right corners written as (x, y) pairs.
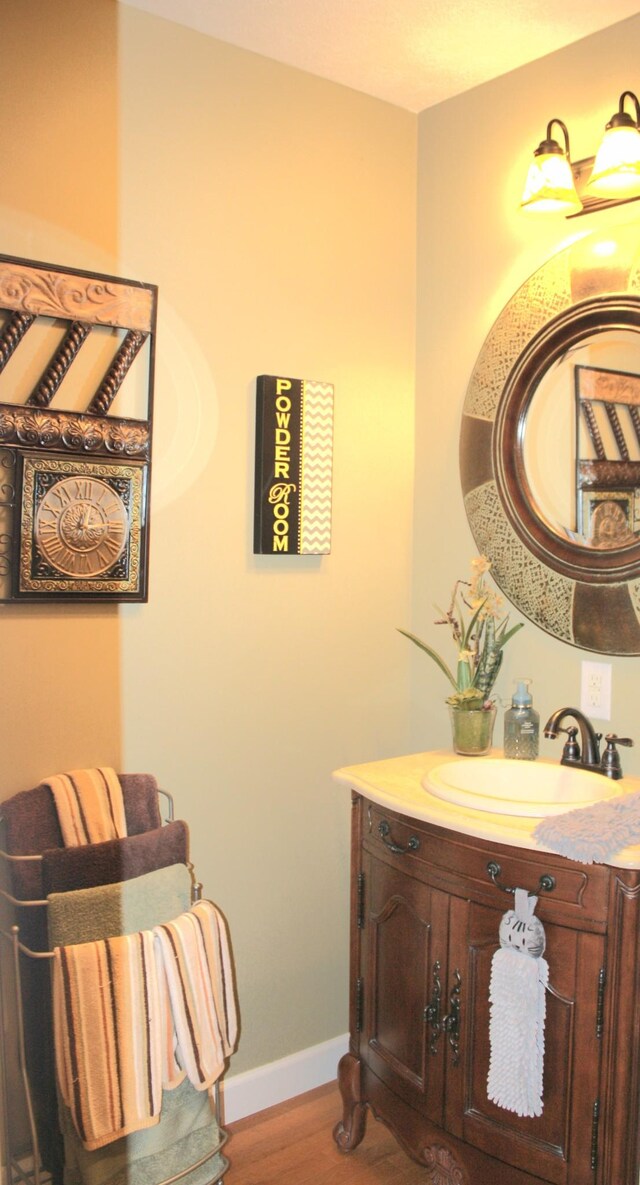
top-left (461, 224), bottom-right (640, 653)
top-left (522, 329), bottom-right (640, 549)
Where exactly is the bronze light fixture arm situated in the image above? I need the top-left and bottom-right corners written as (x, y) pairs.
top-left (534, 118), bottom-right (572, 161)
top-left (606, 90), bottom-right (640, 132)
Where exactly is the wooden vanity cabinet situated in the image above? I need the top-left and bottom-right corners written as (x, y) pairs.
top-left (334, 792), bottom-right (640, 1185)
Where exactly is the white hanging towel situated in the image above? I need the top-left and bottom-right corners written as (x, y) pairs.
top-left (154, 899), bottom-right (238, 1092)
top-left (487, 888), bottom-right (549, 1118)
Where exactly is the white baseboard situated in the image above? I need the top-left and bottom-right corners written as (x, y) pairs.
top-left (220, 1033), bottom-right (349, 1124)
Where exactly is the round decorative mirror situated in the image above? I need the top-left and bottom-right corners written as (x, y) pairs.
top-left (461, 224), bottom-right (640, 655)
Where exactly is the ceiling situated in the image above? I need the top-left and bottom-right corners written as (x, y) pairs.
top-left (118, 0), bottom-right (640, 112)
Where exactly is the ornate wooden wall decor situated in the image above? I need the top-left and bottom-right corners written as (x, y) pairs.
top-left (253, 374), bottom-right (334, 555)
top-left (575, 363), bottom-right (640, 543)
top-left (0, 254), bottom-right (157, 601)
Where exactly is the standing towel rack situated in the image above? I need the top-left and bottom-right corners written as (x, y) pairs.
top-left (0, 786), bottom-right (230, 1185)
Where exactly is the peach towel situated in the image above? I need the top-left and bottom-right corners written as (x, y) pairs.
top-left (52, 930), bottom-right (184, 1151)
top-left (52, 898), bottom-right (237, 1150)
top-left (44, 768), bottom-right (127, 846)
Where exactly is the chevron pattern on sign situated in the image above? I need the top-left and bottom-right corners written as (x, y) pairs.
top-left (299, 380), bottom-right (333, 554)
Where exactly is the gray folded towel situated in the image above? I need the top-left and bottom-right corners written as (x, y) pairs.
top-left (533, 790), bottom-right (640, 864)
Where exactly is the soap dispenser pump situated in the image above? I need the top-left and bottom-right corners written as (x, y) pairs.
top-left (504, 678), bottom-right (540, 761)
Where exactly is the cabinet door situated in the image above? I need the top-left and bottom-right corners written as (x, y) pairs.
top-left (360, 850), bottom-right (449, 1124)
top-left (446, 894), bottom-right (605, 1185)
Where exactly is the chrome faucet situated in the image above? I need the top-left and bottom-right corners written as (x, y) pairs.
top-left (544, 707), bottom-right (633, 779)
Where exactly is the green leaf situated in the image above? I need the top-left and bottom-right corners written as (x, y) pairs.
top-left (496, 621), bottom-right (525, 647)
top-left (475, 647), bottom-right (503, 697)
top-left (447, 688), bottom-right (487, 709)
top-left (461, 596), bottom-right (487, 650)
top-left (397, 629), bottom-right (458, 691)
top-left (456, 656), bottom-right (473, 691)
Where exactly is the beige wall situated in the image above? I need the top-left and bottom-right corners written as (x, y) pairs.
top-left (116, 9), bottom-right (417, 1075)
top-left (413, 15), bottom-right (640, 772)
top-left (1, 0), bottom-right (118, 253)
top-left (0, 0), bottom-right (121, 1164)
top-left (0, 0), bottom-right (121, 796)
top-left (0, 0), bottom-right (415, 1130)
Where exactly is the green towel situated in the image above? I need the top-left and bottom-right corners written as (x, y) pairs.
top-left (48, 865), bottom-right (227, 1185)
top-left (47, 863), bottom-right (194, 943)
top-left (58, 1078), bottom-right (226, 1185)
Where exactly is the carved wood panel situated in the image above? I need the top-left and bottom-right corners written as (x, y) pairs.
top-left (362, 851), bottom-right (448, 1125)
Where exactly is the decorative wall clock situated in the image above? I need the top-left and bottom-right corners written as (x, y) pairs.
top-left (17, 455), bottom-right (146, 597)
top-left (0, 254), bottom-right (156, 602)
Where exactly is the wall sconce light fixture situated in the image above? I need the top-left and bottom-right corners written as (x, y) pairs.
top-left (521, 91), bottom-right (640, 217)
top-left (520, 119), bottom-right (582, 215)
top-left (587, 91), bottom-right (640, 198)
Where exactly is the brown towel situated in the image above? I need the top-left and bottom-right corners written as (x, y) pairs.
top-left (44, 769), bottom-right (127, 847)
top-left (0, 773), bottom-right (162, 1183)
top-left (42, 821), bottom-right (189, 896)
top-left (2, 774), bottom-right (162, 901)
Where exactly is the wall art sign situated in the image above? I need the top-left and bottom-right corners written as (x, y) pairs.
top-left (0, 253), bottom-right (156, 602)
top-left (253, 374), bottom-right (334, 555)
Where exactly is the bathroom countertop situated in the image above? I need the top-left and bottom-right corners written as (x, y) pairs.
top-left (333, 749), bottom-right (640, 870)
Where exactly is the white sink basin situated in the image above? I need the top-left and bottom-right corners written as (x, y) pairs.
top-left (423, 757), bottom-right (620, 817)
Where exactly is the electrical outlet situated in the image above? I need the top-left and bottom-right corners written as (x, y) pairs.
top-left (580, 660), bottom-right (612, 720)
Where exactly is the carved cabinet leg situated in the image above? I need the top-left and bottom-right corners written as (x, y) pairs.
top-left (333, 1052), bottom-right (368, 1152)
top-left (423, 1143), bottom-right (469, 1184)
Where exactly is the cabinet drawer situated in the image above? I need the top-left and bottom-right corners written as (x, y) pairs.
top-left (363, 799), bottom-right (610, 930)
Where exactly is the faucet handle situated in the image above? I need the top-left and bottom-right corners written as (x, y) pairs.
top-left (604, 733), bottom-right (633, 747)
top-left (601, 734), bottom-right (634, 780)
top-left (560, 725), bottom-right (581, 763)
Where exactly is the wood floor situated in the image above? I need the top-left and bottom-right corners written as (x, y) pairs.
top-left (225, 1081), bottom-right (430, 1183)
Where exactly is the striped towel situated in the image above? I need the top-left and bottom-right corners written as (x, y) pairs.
top-left (52, 930), bottom-right (184, 1151)
top-left (154, 900), bottom-right (238, 1092)
top-left (45, 768), bottom-right (127, 846)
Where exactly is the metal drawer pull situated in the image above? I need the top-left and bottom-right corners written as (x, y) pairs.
top-left (487, 860), bottom-right (555, 896)
top-left (378, 819), bottom-right (420, 855)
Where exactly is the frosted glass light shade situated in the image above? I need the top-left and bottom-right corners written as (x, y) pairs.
top-left (587, 125), bottom-right (640, 198)
top-left (520, 151), bottom-right (582, 214)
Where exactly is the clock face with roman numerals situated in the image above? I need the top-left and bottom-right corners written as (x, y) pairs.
top-left (16, 454), bottom-right (147, 600)
top-left (35, 475), bottom-right (130, 577)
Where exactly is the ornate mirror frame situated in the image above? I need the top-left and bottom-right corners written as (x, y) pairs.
top-left (461, 224), bottom-right (640, 655)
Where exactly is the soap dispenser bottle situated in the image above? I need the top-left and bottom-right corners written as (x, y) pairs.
top-left (503, 679), bottom-right (539, 760)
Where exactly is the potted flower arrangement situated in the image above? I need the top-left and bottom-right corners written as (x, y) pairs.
top-left (399, 556), bottom-right (523, 755)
